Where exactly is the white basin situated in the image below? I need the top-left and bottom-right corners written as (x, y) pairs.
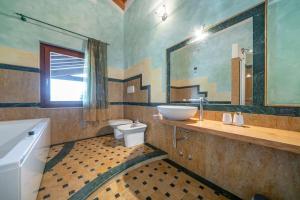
top-left (157, 105), bottom-right (197, 120)
top-left (117, 123), bottom-right (147, 134)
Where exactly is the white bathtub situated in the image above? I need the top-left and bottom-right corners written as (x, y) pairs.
top-left (0, 118), bottom-right (50, 200)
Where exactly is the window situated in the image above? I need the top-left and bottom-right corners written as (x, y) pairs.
top-left (40, 43), bottom-right (84, 107)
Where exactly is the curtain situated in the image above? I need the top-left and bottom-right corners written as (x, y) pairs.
top-left (83, 38), bottom-right (108, 122)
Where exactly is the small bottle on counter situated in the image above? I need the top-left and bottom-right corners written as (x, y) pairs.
top-left (233, 112), bottom-right (244, 127)
top-left (222, 113), bottom-right (232, 125)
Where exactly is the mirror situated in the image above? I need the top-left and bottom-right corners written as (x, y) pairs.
top-left (167, 3), bottom-right (265, 106)
top-left (170, 19), bottom-right (253, 105)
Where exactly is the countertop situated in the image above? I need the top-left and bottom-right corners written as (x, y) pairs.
top-left (160, 118), bottom-right (300, 154)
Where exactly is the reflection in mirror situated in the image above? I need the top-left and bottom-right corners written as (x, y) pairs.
top-left (170, 18), bottom-right (253, 105)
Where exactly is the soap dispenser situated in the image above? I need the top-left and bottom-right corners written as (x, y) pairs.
top-left (233, 112), bottom-right (244, 127)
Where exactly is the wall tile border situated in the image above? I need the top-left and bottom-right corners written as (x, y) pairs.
top-left (0, 102), bottom-right (41, 107)
top-left (1, 102), bottom-right (299, 117)
top-left (0, 63), bottom-right (40, 73)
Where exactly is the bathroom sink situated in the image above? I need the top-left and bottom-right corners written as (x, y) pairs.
top-left (157, 105), bottom-right (197, 120)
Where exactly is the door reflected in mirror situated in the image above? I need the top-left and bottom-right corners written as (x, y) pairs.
top-left (170, 18), bottom-right (253, 105)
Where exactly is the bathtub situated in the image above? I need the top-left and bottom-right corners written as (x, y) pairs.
top-left (0, 118), bottom-right (50, 200)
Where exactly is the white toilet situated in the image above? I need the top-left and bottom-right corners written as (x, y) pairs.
top-left (117, 122), bottom-right (147, 147)
top-left (108, 119), bottom-right (133, 139)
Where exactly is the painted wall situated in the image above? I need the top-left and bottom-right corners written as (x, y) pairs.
top-left (124, 0), bottom-right (263, 102)
top-left (0, 0), bottom-right (124, 71)
top-left (267, 0), bottom-right (300, 106)
top-left (0, 0), bottom-right (125, 144)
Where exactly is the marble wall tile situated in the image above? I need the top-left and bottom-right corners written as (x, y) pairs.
top-left (275, 116), bottom-right (300, 132)
top-left (198, 110), bottom-right (300, 131)
top-left (0, 69), bottom-right (40, 103)
top-left (243, 113), bottom-right (278, 128)
top-left (0, 105), bottom-right (123, 144)
top-left (123, 79), bottom-right (148, 103)
top-left (170, 87), bottom-right (200, 102)
top-left (108, 81), bottom-right (123, 102)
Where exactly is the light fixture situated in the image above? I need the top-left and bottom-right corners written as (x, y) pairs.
top-left (190, 26), bottom-right (209, 43)
top-left (246, 73), bottom-right (252, 78)
top-left (155, 4), bottom-right (168, 21)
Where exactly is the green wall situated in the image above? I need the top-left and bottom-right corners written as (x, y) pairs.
top-left (267, 0), bottom-right (300, 105)
top-left (124, 0), bottom-right (263, 100)
top-left (0, 0), bottom-right (124, 69)
top-left (1, 0), bottom-right (299, 105)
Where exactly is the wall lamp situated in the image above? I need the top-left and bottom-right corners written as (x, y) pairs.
top-left (155, 4), bottom-right (168, 21)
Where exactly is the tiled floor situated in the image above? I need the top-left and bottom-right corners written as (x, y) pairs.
top-left (87, 160), bottom-right (230, 200)
top-left (37, 135), bottom-right (154, 200)
top-left (38, 135), bottom-right (235, 200)
top-left (46, 144), bottom-right (64, 161)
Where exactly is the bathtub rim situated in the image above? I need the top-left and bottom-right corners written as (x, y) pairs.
top-left (0, 118), bottom-right (50, 170)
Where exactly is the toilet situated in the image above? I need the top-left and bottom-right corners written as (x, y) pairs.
top-left (108, 119), bottom-right (133, 139)
top-left (117, 122), bottom-right (147, 147)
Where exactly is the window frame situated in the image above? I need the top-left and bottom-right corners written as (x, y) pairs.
top-left (40, 43), bottom-right (84, 108)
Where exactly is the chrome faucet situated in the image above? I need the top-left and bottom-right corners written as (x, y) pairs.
top-left (184, 97), bottom-right (208, 121)
top-left (131, 119), bottom-right (140, 128)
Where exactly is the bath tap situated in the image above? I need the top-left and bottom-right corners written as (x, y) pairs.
top-left (131, 120), bottom-right (140, 128)
top-left (186, 97), bottom-right (208, 121)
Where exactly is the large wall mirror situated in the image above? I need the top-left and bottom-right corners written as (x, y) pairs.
top-left (167, 3), bottom-right (265, 106)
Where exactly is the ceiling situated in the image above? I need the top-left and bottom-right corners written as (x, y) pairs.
top-left (112, 0), bottom-right (127, 10)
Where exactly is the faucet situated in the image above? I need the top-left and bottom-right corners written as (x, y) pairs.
top-left (185, 97), bottom-right (208, 121)
top-left (131, 119), bottom-right (140, 128)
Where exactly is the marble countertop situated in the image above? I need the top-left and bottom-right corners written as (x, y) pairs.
top-left (160, 118), bottom-right (300, 154)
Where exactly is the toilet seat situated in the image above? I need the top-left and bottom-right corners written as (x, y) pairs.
top-left (108, 119), bottom-right (133, 127)
top-left (108, 119), bottom-right (133, 139)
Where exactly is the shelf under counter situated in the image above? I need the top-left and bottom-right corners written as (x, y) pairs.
top-left (159, 118), bottom-right (300, 154)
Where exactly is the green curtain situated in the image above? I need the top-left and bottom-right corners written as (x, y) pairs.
top-left (83, 38), bottom-right (108, 122)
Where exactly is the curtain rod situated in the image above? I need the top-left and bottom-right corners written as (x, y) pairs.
top-left (15, 13), bottom-right (109, 45)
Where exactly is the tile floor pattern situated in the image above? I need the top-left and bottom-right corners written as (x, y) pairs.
top-left (87, 160), bottom-right (230, 200)
top-left (37, 136), bottom-right (154, 200)
top-left (46, 144), bottom-right (64, 161)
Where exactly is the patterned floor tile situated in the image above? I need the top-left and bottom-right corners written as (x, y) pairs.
top-left (87, 160), bottom-right (232, 200)
top-left (37, 135), bottom-right (154, 200)
top-left (46, 144), bottom-right (64, 161)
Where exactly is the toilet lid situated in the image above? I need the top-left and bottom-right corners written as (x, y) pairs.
top-left (108, 119), bottom-right (132, 126)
